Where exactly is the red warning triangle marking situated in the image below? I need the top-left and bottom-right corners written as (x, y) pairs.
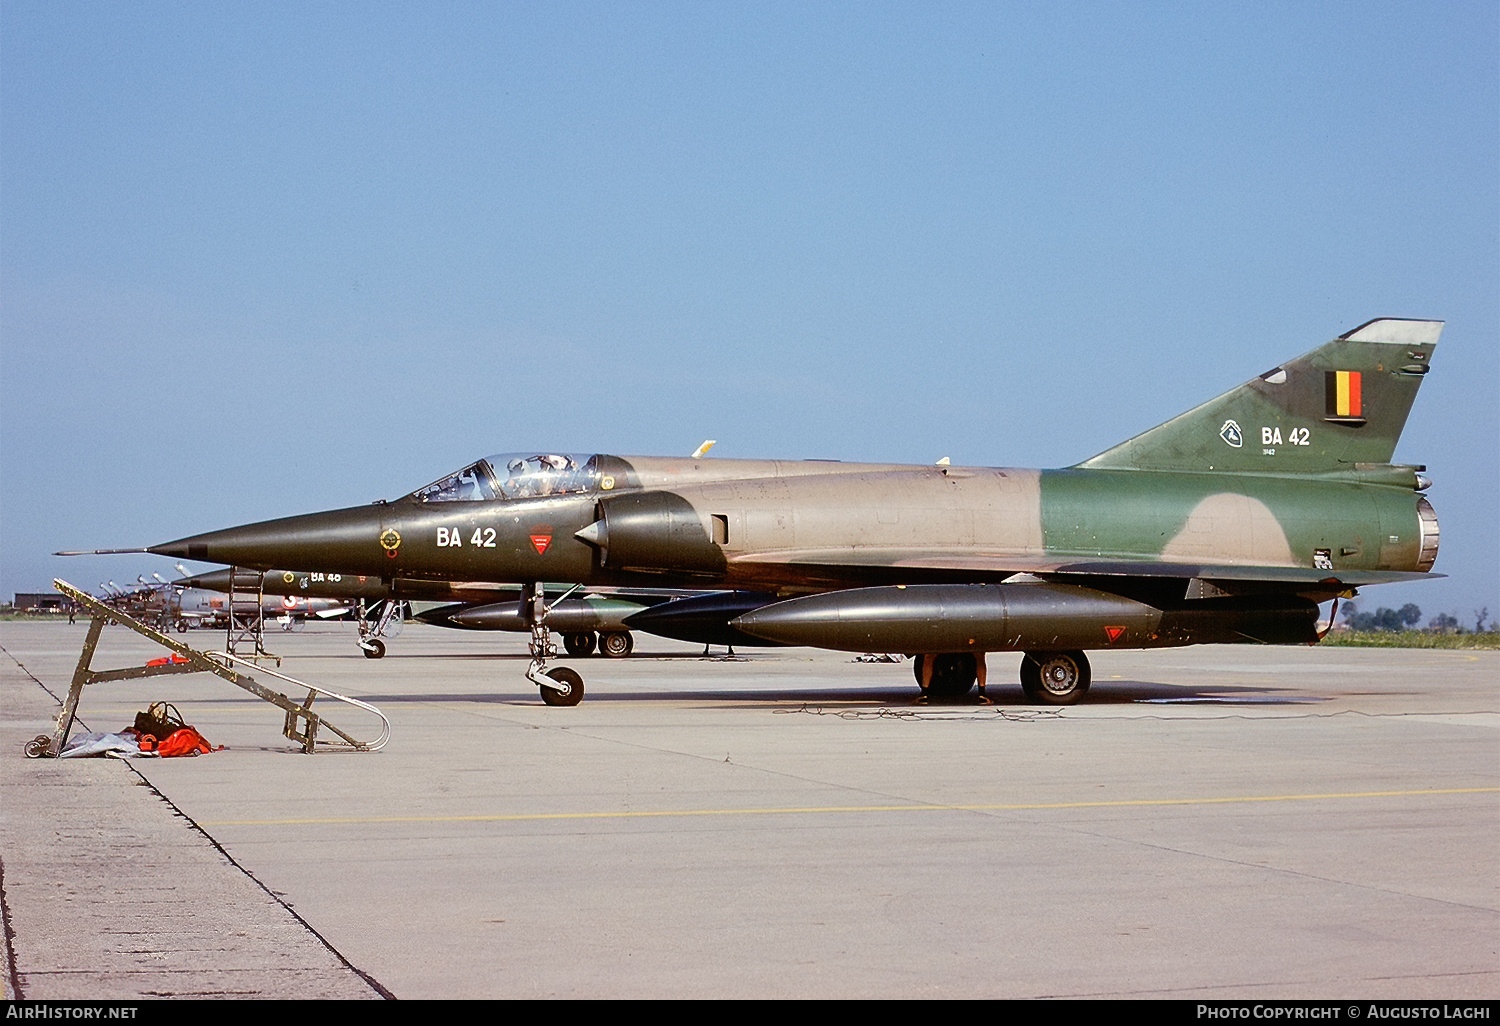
top-left (1104, 626), bottom-right (1125, 643)
top-left (530, 534), bottom-right (552, 555)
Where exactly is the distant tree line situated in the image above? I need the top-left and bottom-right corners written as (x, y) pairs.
top-left (1340, 603), bottom-right (1492, 634)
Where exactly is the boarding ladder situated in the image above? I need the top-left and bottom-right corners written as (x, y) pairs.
top-left (24, 580), bottom-right (390, 758)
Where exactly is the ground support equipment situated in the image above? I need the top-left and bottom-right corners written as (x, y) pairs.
top-left (226, 567), bottom-right (279, 665)
top-left (24, 580), bottom-right (390, 758)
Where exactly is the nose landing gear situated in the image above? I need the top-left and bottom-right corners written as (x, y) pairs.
top-left (357, 599), bottom-right (406, 658)
top-left (524, 583), bottom-right (587, 706)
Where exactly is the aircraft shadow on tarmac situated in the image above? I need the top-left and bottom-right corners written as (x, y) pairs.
top-left (283, 650), bottom-right (740, 662)
top-left (109, 656), bottom-right (1321, 710)
top-left (278, 652), bottom-right (1321, 702)
top-left (355, 679), bottom-right (1324, 707)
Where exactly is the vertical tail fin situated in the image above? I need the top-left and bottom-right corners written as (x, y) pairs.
top-left (1076, 318), bottom-right (1441, 474)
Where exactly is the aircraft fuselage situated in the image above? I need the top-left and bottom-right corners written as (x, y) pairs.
top-left (151, 458), bottom-right (1437, 596)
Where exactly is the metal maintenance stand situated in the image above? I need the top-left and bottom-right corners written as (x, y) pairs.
top-left (24, 580), bottom-right (389, 758)
top-left (226, 567), bottom-right (279, 665)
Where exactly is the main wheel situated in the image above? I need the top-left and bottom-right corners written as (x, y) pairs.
top-left (1020, 651), bottom-right (1091, 705)
top-left (362, 639), bottom-right (386, 659)
top-left (923, 653), bottom-right (978, 701)
top-left (540, 666), bottom-right (585, 706)
top-left (599, 631), bottom-right (634, 658)
top-left (563, 632), bottom-right (597, 657)
top-left (24, 734), bottom-right (51, 759)
top-left (1019, 657), bottom-right (1041, 699)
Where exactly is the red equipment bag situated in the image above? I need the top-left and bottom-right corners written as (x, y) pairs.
top-left (155, 727), bottom-right (220, 757)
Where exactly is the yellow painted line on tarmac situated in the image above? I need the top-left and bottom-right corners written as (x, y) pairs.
top-left (198, 786), bottom-right (1500, 828)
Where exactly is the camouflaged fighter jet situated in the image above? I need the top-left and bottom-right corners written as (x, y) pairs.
top-left (74, 318), bottom-right (1442, 707)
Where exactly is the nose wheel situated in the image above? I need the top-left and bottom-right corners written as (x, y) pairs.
top-left (539, 667), bottom-right (585, 706)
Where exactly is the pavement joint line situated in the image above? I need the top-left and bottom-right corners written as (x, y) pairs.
top-left (197, 785), bottom-right (1500, 827)
top-left (112, 759), bottom-right (396, 998)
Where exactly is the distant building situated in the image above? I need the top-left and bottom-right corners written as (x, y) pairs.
top-left (12, 593), bottom-right (73, 612)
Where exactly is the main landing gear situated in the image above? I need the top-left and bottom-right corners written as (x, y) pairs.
top-left (561, 630), bottom-right (635, 659)
top-left (1019, 651), bottom-right (1091, 705)
top-left (913, 650), bottom-right (1092, 705)
top-left (913, 653), bottom-right (985, 702)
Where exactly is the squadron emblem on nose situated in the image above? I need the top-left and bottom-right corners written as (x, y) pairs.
top-left (379, 529), bottom-right (402, 559)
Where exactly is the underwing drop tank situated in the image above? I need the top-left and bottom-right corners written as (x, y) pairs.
top-left (731, 583), bottom-right (1319, 653)
top-left (621, 591), bottom-right (785, 647)
top-left (425, 596), bottom-right (650, 633)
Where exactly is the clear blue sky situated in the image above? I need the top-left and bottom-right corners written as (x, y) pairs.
top-left (3, 1), bottom-right (1496, 624)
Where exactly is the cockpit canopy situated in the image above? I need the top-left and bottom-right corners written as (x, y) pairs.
top-left (412, 453), bottom-right (601, 503)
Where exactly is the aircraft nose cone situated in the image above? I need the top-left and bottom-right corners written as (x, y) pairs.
top-left (173, 568), bottom-right (230, 590)
top-left (447, 602), bottom-right (533, 630)
top-left (149, 505), bottom-right (388, 573)
top-left (411, 604), bottom-right (465, 627)
top-left (624, 591), bottom-right (782, 647)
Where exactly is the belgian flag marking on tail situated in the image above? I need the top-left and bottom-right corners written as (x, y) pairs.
top-left (1325, 370), bottom-right (1365, 423)
top-left (1075, 319), bottom-right (1438, 473)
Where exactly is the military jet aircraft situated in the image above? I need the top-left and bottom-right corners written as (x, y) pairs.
top-left (172, 587), bottom-right (348, 632)
top-left (87, 575), bottom-right (345, 632)
top-left (69, 318), bottom-right (1442, 707)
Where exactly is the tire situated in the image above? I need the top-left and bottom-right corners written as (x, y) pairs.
top-left (1019, 657), bottom-right (1042, 701)
top-left (362, 639), bottom-right (386, 659)
top-left (541, 666), bottom-right (585, 706)
top-left (563, 632), bottom-right (597, 657)
top-left (924, 653), bottom-right (978, 701)
top-left (599, 631), bottom-right (633, 658)
top-left (1021, 651), bottom-right (1090, 705)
